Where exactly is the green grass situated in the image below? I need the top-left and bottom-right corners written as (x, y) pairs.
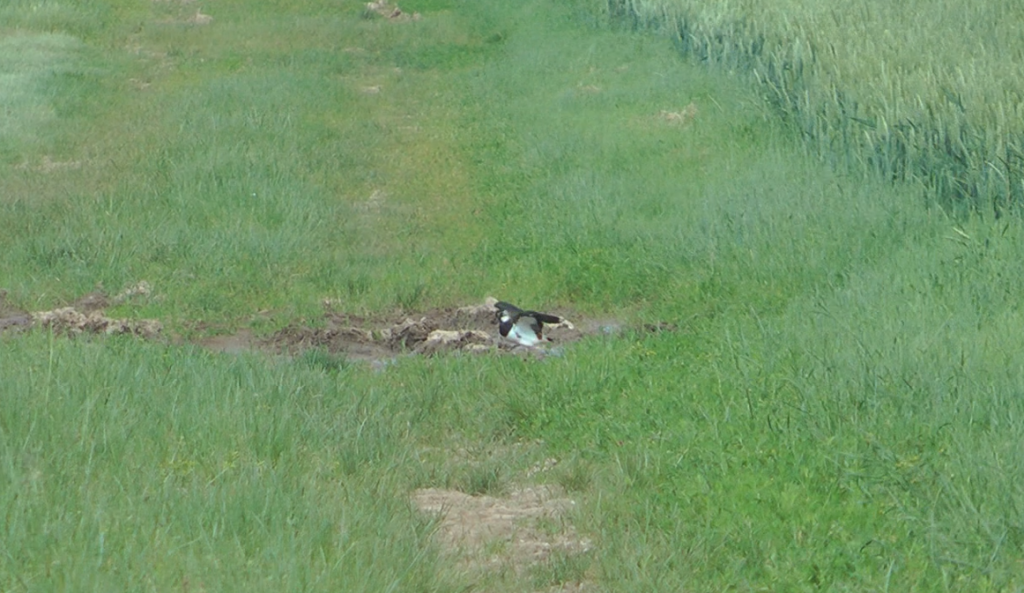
top-left (1, 334), bottom-right (445, 592)
top-left (614, 0), bottom-right (1024, 213)
top-left (3, 0), bottom-right (1024, 590)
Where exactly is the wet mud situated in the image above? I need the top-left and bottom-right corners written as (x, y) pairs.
top-left (2, 286), bottom-right (675, 365)
top-left (258, 298), bottom-right (583, 361)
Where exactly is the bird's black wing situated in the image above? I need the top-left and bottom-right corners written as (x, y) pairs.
top-left (524, 310), bottom-right (561, 325)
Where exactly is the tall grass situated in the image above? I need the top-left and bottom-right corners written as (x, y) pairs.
top-left (611, 0), bottom-right (1024, 214)
top-left (0, 335), bottom-right (448, 592)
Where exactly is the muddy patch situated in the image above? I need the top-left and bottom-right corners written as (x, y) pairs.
top-left (31, 307), bottom-right (163, 338)
top-left (4, 286), bottom-right (667, 367)
top-left (0, 291), bottom-right (32, 332)
top-left (0, 283), bottom-right (161, 338)
top-left (412, 485), bottom-right (592, 580)
top-left (259, 297), bottom-right (583, 361)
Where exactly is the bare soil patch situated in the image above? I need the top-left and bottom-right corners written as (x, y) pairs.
top-left (412, 485), bottom-right (593, 581)
top-left (0, 283), bottom-right (161, 338)
top-left (259, 297), bottom-right (582, 361)
top-left (0, 288), bottom-right (591, 358)
top-left (3, 287), bottom-right (671, 367)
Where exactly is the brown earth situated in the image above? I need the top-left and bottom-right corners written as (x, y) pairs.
top-left (256, 297), bottom-right (584, 362)
top-left (412, 484), bottom-right (594, 589)
top-left (0, 283), bottom-right (162, 338)
top-left (2, 285), bottom-right (676, 365)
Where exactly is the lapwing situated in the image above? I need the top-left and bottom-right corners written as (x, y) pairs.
top-left (494, 301), bottom-right (562, 347)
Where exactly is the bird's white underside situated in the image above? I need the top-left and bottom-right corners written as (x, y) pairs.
top-left (510, 325), bottom-right (541, 346)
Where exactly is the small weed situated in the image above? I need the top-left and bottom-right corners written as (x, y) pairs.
top-left (396, 282), bottom-right (428, 311)
top-left (555, 456), bottom-right (593, 493)
top-left (296, 347), bottom-right (347, 374)
top-left (530, 549), bottom-right (592, 589)
top-left (460, 461), bottom-right (507, 496)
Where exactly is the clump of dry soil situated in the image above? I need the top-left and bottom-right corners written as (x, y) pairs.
top-left (0, 283), bottom-right (162, 338)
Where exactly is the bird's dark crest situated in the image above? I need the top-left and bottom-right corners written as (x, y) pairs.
top-left (494, 301), bottom-right (521, 314)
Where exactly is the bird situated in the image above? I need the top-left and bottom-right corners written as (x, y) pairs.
top-left (493, 301), bottom-right (562, 347)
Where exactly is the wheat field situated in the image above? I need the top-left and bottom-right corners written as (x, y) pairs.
top-left (611, 0), bottom-right (1024, 213)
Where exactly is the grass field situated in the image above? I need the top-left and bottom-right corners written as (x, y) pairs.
top-left (3, 0), bottom-right (1024, 590)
